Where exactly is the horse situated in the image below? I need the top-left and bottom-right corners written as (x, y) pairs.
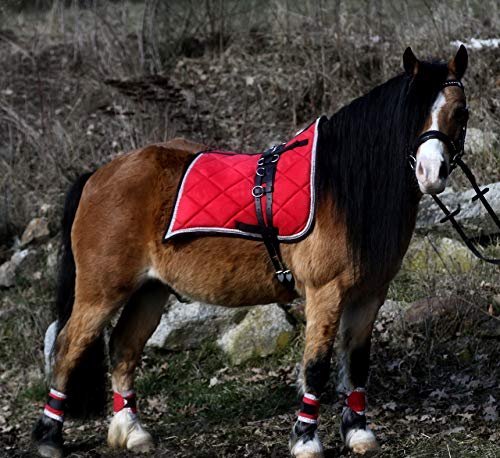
top-left (32, 45), bottom-right (469, 458)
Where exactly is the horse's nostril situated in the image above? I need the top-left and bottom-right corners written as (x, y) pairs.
top-left (438, 161), bottom-right (449, 180)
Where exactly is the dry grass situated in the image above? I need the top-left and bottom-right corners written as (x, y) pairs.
top-left (0, 0), bottom-right (499, 241)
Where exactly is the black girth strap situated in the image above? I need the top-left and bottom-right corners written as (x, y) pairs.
top-left (237, 139), bottom-right (308, 291)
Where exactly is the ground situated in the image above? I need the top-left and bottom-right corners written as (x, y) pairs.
top-left (0, 2), bottom-right (499, 457)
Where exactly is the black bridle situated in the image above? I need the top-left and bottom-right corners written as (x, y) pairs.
top-left (411, 80), bottom-right (500, 265)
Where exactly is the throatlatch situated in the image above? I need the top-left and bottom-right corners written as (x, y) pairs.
top-left (411, 80), bottom-right (500, 265)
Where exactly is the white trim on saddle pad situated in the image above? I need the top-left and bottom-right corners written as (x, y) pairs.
top-left (164, 117), bottom-right (321, 243)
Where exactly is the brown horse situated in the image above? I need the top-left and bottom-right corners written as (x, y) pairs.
top-left (32, 46), bottom-right (468, 458)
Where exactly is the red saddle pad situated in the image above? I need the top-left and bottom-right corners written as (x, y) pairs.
top-left (164, 118), bottom-right (320, 242)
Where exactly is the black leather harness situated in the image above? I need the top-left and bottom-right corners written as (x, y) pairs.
top-left (237, 139), bottom-right (308, 291)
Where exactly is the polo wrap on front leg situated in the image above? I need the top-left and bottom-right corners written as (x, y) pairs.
top-left (298, 393), bottom-right (320, 424)
top-left (346, 387), bottom-right (366, 415)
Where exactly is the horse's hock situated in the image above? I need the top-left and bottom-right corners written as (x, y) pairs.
top-left (44, 298), bottom-right (296, 373)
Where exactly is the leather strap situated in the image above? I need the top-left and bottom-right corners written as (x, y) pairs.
top-left (236, 139), bottom-right (308, 291)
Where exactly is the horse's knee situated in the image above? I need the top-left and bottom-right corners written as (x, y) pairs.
top-left (108, 409), bottom-right (154, 452)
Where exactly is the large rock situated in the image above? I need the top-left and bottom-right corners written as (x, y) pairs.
top-left (465, 128), bottom-right (498, 158)
top-left (20, 217), bottom-right (50, 246)
top-left (416, 182), bottom-right (500, 238)
top-left (0, 249), bottom-right (30, 287)
top-left (217, 304), bottom-right (295, 365)
top-left (404, 236), bottom-right (476, 272)
top-left (147, 300), bottom-right (248, 350)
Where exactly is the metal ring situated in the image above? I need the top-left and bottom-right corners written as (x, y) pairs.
top-left (252, 185), bottom-right (264, 198)
top-left (408, 154), bottom-right (416, 170)
top-left (257, 158), bottom-right (264, 166)
top-left (271, 154), bottom-right (280, 163)
top-left (256, 167), bottom-right (265, 177)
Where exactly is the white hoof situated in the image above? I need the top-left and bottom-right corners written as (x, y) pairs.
top-left (345, 427), bottom-right (379, 454)
top-left (290, 432), bottom-right (324, 458)
top-left (108, 409), bottom-right (154, 453)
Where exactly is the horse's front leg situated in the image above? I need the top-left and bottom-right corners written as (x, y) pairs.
top-left (289, 282), bottom-right (345, 458)
top-left (337, 289), bottom-right (387, 454)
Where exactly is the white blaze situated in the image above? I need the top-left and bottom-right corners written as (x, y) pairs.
top-left (416, 93), bottom-right (448, 194)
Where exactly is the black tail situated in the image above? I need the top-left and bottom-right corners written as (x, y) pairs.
top-left (53, 172), bottom-right (107, 418)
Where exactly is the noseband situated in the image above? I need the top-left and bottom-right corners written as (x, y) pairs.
top-left (409, 80), bottom-right (500, 265)
top-left (409, 80), bottom-right (467, 171)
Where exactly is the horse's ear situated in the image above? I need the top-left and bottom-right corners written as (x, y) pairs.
top-left (403, 47), bottom-right (419, 76)
top-left (449, 44), bottom-right (468, 79)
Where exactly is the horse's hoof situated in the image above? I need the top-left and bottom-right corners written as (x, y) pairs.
top-left (345, 428), bottom-right (379, 454)
top-left (32, 414), bottom-right (64, 458)
top-left (108, 409), bottom-right (155, 453)
top-left (290, 433), bottom-right (324, 458)
top-left (127, 429), bottom-right (154, 453)
top-left (37, 443), bottom-right (64, 458)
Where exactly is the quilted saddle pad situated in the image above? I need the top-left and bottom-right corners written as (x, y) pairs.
top-left (164, 117), bottom-right (321, 242)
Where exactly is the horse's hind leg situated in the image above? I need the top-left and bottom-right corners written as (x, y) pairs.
top-left (108, 281), bottom-right (168, 452)
top-left (33, 286), bottom-right (128, 458)
top-left (290, 282), bottom-right (345, 458)
top-left (337, 288), bottom-right (387, 454)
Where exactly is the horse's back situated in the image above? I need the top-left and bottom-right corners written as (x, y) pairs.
top-left (71, 142), bottom-right (197, 286)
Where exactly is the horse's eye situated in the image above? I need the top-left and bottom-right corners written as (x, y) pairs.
top-left (454, 106), bottom-right (469, 123)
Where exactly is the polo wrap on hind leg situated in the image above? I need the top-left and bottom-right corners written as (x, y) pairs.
top-left (113, 390), bottom-right (137, 417)
top-left (43, 388), bottom-right (67, 423)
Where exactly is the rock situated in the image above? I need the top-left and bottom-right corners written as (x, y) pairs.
top-left (147, 300), bottom-right (248, 350)
top-left (20, 217), bottom-right (50, 246)
top-left (0, 260), bottom-right (17, 288)
top-left (0, 249), bottom-right (30, 287)
top-left (465, 128), bottom-right (498, 157)
top-left (404, 236), bottom-right (477, 272)
top-left (217, 304), bottom-right (295, 365)
top-left (405, 296), bottom-right (469, 324)
top-left (416, 182), bottom-right (500, 238)
top-left (44, 320), bottom-right (59, 378)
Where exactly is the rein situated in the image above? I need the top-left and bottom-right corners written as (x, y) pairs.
top-left (411, 80), bottom-right (500, 265)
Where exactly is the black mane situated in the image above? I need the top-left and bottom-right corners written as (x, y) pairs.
top-left (317, 61), bottom-right (449, 281)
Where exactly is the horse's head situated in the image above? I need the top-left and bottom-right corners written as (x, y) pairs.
top-left (404, 45), bottom-right (469, 195)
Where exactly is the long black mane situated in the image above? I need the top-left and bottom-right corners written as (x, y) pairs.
top-left (317, 61), bottom-right (449, 281)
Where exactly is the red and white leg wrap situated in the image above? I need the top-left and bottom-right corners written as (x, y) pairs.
top-left (297, 393), bottom-right (320, 424)
top-left (44, 388), bottom-right (67, 423)
top-left (345, 387), bottom-right (366, 415)
top-left (113, 390), bottom-right (137, 418)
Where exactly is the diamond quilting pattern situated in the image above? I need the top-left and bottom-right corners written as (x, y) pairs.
top-left (165, 119), bottom-right (318, 241)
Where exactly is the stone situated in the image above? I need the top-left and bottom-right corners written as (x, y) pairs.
top-left (465, 128), bottom-right (498, 157)
top-left (404, 236), bottom-right (477, 272)
top-left (44, 320), bottom-right (59, 378)
top-left (0, 260), bottom-right (16, 288)
top-left (20, 217), bottom-right (50, 246)
top-left (147, 300), bottom-right (248, 350)
top-left (416, 181), bottom-right (500, 239)
top-left (217, 304), bottom-right (295, 365)
top-left (0, 249), bottom-right (30, 288)
top-left (404, 296), bottom-right (469, 324)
